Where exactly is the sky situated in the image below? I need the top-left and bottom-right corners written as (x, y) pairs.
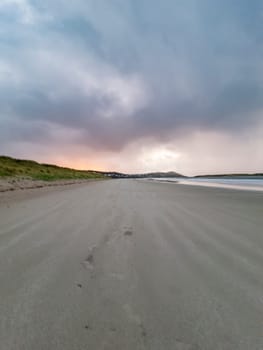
top-left (0, 0), bottom-right (262, 176)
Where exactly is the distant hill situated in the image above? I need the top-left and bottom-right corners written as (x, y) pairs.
top-left (102, 171), bottom-right (184, 178)
top-left (0, 156), bottom-right (106, 181)
top-left (136, 171), bottom-right (184, 178)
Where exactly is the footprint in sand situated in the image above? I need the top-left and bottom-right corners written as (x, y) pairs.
top-left (82, 247), bottom-right (95, 270)
top-left (124, 229), bottom-right (133, 236)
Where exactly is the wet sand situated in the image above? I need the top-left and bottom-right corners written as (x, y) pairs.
top-left (0, 180), bottom-right (263, 350)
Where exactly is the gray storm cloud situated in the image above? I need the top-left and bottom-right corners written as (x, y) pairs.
top-left (0, 0), bottom-right (263, 173)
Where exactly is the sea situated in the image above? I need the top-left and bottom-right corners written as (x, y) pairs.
top-left (150, 177), bottom-right (263, 192)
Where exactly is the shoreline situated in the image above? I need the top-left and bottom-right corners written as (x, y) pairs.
top-left (147, 178), bottom-right (263, 192)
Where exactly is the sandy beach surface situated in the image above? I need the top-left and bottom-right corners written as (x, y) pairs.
top-left (0, 179), bottom-right (263, 350)
top-left (0, 177), bottom-right (101, 193)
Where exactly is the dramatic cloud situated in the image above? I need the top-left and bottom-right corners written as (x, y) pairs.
top-left (0, 0), bottom-right (262, 174)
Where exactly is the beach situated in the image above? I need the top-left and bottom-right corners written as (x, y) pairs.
top-left (0, 179), bottom-right (263, 350)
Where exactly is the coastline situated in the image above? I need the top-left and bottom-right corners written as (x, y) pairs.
top-left (147, 177), bottom-right (263, 192)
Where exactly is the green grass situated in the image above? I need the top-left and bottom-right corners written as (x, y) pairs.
top-left (0, 156), bottom-right (106, 181)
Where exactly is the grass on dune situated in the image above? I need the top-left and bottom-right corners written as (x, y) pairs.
top-left (0, 156), bottom-right (106, 181)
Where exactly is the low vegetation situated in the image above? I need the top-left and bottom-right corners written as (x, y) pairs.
top-left (0, 156), bottom-right (106, 181)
